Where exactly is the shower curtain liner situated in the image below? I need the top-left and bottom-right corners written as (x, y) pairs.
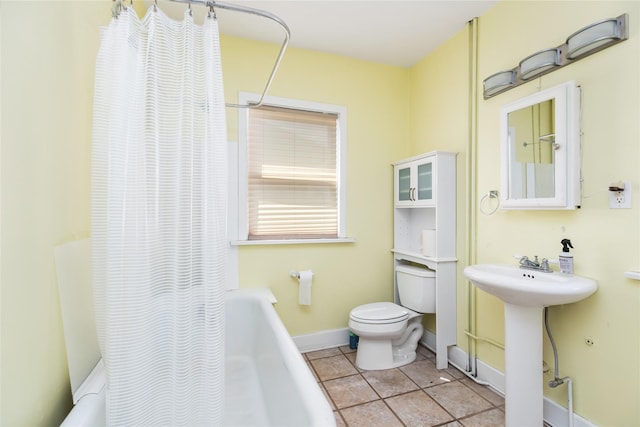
top-left (92, 6), bottom-right (227, 425)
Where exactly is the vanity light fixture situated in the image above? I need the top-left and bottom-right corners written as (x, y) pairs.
top-left (519, 48), bottom-right (560, 80)
top-left (483, 70), bottom-right (517, 97)
top-left (484, 13), bottom-right (628, 99)
top-left (566, 16), bottom-right (627, 59)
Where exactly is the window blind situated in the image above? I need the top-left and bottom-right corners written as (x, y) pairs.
top-left (247, 105), bottom-right (339, 240)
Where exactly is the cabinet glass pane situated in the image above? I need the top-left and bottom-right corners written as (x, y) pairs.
top-left (417, 163), bottom-right (433, 200)
top-left (398, 167), bottom-right (411, 201)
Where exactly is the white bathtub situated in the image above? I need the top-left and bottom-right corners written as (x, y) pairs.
top-left (61, 289), bottom-right (335, 426)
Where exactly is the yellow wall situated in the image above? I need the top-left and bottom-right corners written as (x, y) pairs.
top-left (411, 1), bottom-right (640, 425)
top-left (409, 27), bottom-right (472, 345)
top-left (221, 36), bottom-right (411, 334)
top-left (481, 3), bottom-right (639, 425)
top-left (1, 1), bottom-right (111, 425)
top-left (0, 3), bottom-right (410, 426)
top-left (3, 1), bottom-right (640, 426)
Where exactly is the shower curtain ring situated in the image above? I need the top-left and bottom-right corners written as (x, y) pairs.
top-left (207, 2), bottom-right (217, 19)
top-left (153, 0), bottom-right (158, 12)
top-left (188, 2), bottom-right (192, 16)
top-left (111, 0), bottom-right (123, 19)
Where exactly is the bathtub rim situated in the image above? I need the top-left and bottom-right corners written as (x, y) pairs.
top-left (61, 288), bottom-right (336, 427)
top-left (225, 288), bottom-right (336, 427)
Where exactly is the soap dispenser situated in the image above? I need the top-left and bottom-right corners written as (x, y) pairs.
top-left (559, 239), bottom-right (574, 274)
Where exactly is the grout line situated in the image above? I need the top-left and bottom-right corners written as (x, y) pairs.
top-left (421, 386), bottom-right (459, 425)
top-left (457, 377), bottom-right (503, 408)
top-left (455, 406), bottom-right (506, 425)
top-left (310, 344), bottom-right (505, 426)
top-left (379, 397), bottom-right (407, 427)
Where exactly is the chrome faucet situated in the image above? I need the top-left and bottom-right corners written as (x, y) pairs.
top-left (518, 255), bottom-right (552, 273)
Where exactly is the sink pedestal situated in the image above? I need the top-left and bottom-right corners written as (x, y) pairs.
top-left (464, 264), bottom-right (598, 427)
top-left (504, 303), bottom-right (543, 427)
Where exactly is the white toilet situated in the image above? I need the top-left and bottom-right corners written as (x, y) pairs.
top-left (349, 264), bottom-right (436, 370)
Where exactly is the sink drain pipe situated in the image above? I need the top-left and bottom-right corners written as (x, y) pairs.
top-left (545, 307), bottom-right (574, 427)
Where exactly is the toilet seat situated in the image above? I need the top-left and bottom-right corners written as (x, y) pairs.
top-left (350, 302), bottom-right (409, 324)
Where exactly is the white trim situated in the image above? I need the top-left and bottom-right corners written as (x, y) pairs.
top-left (544, 395), bottom-right (597, 427)
top-left (420, 329), bottom-right (596, 427)
top-left (231, 238), bottom-right (356, 246)
top-left (236, 92), bottom-right (348, 241)
top-left (421, 330), bottom-right (505, 394)
top-left (292, 327), bottom-right (350, 353)
top-left (226, 141), bottom-right (239, 290)
top-left (237, 102), bottom-right (249, 240)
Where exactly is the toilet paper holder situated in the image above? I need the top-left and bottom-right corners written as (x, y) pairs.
top-left (290, 269), bottom-right (314, 306)
top-left (290, 270), bottom-right (314, 280)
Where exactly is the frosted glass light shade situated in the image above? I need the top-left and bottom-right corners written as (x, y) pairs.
top-left (566, 18), bottom-right (624, 59)
top-left (482, 14), bottom-right (627, 99)
top-left (519, 49), bottom-right (560, 80)
top-left (484, 70), bottom-right (516, 98)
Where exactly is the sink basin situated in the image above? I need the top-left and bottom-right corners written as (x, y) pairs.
top-left (463, 264), bottom-right (597, 307)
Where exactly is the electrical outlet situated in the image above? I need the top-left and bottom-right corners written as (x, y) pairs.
top-left (609, 181), bottom-right (632, 209)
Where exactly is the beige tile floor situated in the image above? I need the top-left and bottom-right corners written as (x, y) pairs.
top-left (303, 344), bottom-right (506, 427)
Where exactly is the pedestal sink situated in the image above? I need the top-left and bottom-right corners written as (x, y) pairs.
top-left (463, 264), bottom-right (597, 427)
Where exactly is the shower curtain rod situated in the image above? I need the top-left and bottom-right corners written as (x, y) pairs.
top-left (169, 0), bottom-right (290, 108)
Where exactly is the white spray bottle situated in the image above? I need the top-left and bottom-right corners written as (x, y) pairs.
top-left (559, 239), bottom-right (574, 274)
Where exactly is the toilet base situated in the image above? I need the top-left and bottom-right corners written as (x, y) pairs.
top-left (353, 319), bottom-right (424, 371)
top-left (355, 338), bottom-right (418, 370)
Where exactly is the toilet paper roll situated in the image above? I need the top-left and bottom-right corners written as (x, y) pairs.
top-left (422, 229), bottom-right (436, 257)
top-left (297, 270), bottom-right (313, 306)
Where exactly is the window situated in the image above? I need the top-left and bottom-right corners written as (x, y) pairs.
top-left (237, 94), bottom-right (347, 243)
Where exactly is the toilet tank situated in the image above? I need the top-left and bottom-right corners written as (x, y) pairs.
top-left (396, 264), bottom-right (436, 314)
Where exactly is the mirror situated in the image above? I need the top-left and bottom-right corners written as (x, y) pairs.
top-left (500, 81), bottom-right (580, 210)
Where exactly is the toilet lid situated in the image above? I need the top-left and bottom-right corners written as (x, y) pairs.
top-left (350, 302), bottom-right (409, 324)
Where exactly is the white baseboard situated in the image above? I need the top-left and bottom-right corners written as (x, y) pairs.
top-left (543, 396), bottom-right (597, 427)
top-left (420, 329), bottom-right (596, 427)
top-left (295, 327), bottom-right (596, 427)
top-left (420, 330), bottom-right (505, 395)
top-left (293, 327), bottom-right (350, 353)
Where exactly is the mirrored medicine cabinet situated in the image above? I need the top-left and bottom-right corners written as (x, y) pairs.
top-left (500, 81), bottom-right (581, 210)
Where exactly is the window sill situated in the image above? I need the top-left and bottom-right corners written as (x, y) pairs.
top-left (230, 237), bottom-right (356, 246)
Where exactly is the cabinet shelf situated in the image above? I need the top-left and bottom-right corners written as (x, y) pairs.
top-left (392, 151), bottom-right (457, 370)
top-left (392, 249), bottom-right (457, 270)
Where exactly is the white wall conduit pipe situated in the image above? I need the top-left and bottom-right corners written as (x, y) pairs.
top-left (466, 16), bottom-right (481, 381)
top-left (545, 307), bottom-right (574, 427)
top-left (463, 17), bottom-right (508, 389)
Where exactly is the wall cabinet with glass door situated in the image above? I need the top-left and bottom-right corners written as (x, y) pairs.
top-left (394, 156), bottom-right (435, 207)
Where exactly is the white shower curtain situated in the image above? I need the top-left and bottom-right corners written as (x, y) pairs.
top-left (92, 6), bottom-right (227, 425)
